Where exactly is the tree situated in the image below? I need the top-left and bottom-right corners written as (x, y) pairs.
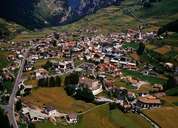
top-left (164, 76), bottom-right (178, 90)
top-left (15, 100), bottom-right (22, 112)
top-left (143, 1), bottom-right (152, 8)
top-left (0, 108), bottom-right (11, 128)
top-left (55, 76), bottom-right (61, 86)
top-left (158, 20), bottom-right (178, 36)
top-left (38, 78), bottom-right (44, 87)
top-left (38, 78), bottom-right (48, 87)
top-left (64, 72), bottom-right (79, 86)
top-left (75, 87), bottom-right (95, 102)
top-left (28, 123), bottom-right (35, 128)
top-left (137, 42), bottom-right (145, 55)
top-left (49, 77), bottom-right (55, 87)
top-left (65, 84), bottom-right (76, 96)
top-left (43, 61), bottom-right (52, 70)
top-left (38, 78), bottom-right (45, 87)
top-left (109, 103), bottom-right (117, 110)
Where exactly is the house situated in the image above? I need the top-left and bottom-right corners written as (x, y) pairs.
top-left (35, 68), bottom-right (48, 80)
top-left (127, 91), bottom-right (136, 101)
top-left (19, 84), bottom-right (32, 96)
top-left (79, 77), bottom-right (103, 95)
top-left (119, 61), bottom-right (137, 69)
top-left (42, 106), bottom-right (58, 117)
top-left (66, 113), bottom-right (78, 124)
top-left (136, 95), bottom-right (161, 109)
top-left (105, 79), bottom-right (114, 89)
top-left (117, 100), bottom-right (132, 113)
top-left (152, 84), bottom-right (164, 92)
top-left (22, 107), bottom-right (48, 122)
top-left (58, 61), bottom-right (74, 72)
top-left (7, 54), bottom-right (16, 61)
top-left (2, 69), bottom-right (14, 81)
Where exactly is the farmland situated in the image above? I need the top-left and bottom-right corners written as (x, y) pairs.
top-left (35, 104), bottom-right (152, 128)
top-left (22, 87), bottom-right (95, 113)
top-left (143, 107), bottom-right (178, 128)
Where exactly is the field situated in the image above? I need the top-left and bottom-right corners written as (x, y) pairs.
top-left (130, 52), bottom-right (140, 61)
top-left (136, 84), bottom-right (152, 93)
top-left (122, 42), bottom-right (139, 50)
top-left (0, 50), bottom-right (13, 69)
top-left (22, 87), bottom-right (95, 113)
top-left (154, 45), bottom-right (172, 55)
top-left (113, 78), bottom-right (134, 90)
top-left (24, 79), bottom-right (38, 87)
top-left (160, 96), bottom-right (178, 106)
top-left (76, 105), bottom-right (151, 128)
top-left (122, 69), bottom-right (166, 84)
top-left (143, 107), bottom-right (178, 128)
top-left (35, 104), bottom-right (152, 128)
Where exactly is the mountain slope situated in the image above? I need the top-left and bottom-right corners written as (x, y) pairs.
top-left (0, 18), bottom-right (24, 40)
top-left (0, 0), bottom-right (121, 28)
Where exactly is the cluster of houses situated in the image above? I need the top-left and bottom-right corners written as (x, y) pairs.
top-left (1, 28), bottom-right (166, 126)
top-left (21, 105), bottom-right (78, 124)
top-left (98, 79), bottom-right (162, 112)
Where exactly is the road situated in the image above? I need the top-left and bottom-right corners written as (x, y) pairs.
top-left (7, 48), bottom-right (29, 128)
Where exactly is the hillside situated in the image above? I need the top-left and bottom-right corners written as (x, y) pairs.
top-left (10, 0), bottom-right (178, 41)
top-left (0, 0), bottom-right (121, 28)
top-left (0, 18), bottom-right (24, 40)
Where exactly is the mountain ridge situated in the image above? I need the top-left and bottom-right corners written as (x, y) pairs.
top-left (0, 0), bottom-right (121, 29)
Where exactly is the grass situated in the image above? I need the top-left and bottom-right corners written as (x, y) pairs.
top-left (152, 33), bottom-right (178, 47)
top-left (36, 104), bottom-right (151, 128)
top-left (34, 59), bottom-right (48, 69)
top-left (11, 5), bottom-right (140, 42)
top-left (145, 44), bottom-right (157, 50)
top-left (113, 78), bottom-right (134, 89)
top-left (143, 106), bottom-right (178, 128)
top-left (136, 84), bottom-right (153, 93)
top-left (134, 0), bottom-right (178, 25)
top-left (22, 87), bottom-right (95, 113)
top-left (24, 79), bottom-right (38, 87)
top-left (130, 52), bottom-right (140, 61)
top-left (7, 0), bottom-right (178, 43)
top-left (3, 80), bottom-right (13, 93)
top-left (0, 50), bottom-right (12, 69)
top-left (122, 69), bottom-right (166, 84)
top-left (154, 45), bottom-right (172, 55)
top-left (166, 87), bottom-right (178, 96)
top-left (35, 120), bottom-right (68, 128)
top-left (122, 42), bottom-right (139, 50)
top-left (160, 96), bottom-right (178, 106)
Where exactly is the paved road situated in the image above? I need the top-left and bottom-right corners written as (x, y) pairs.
top-left (7, 48), bottom-right (29, 128)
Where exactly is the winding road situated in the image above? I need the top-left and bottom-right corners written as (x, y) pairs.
top-left (6, 48), bottom-right (29, 128)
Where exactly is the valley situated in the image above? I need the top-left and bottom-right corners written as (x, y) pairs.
top-left (0, 0), bottom-right (178, 128)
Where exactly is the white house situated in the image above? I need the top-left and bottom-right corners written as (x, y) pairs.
top-left (79, 77), bottom-right (103, 95)
top-left (35, 68), bottom-right (48, 80)
top-left (43, 107), bottom-right (59, 117)
top-left (22, 107), bottom-right (48, 122)
top-left (66, 113), bottom-right (78, 124)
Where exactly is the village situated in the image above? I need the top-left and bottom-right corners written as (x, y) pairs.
top-left (0, 27), bottom-right (177, 128)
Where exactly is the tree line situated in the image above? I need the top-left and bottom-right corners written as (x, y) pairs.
top-left (38, 76), bottom-right (61, 87)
